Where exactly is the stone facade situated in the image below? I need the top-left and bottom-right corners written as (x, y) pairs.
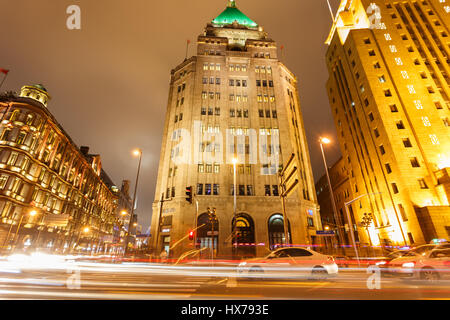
top-left (0, 85), bottom-right (119, 254)
top-left (325, 0), bottom-right (450, 248)
top-left (150, 1), bottom-right (320, 259)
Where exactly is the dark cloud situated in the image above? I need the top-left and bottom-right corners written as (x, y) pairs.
top-left (0, 0), bottom-right (342, 230)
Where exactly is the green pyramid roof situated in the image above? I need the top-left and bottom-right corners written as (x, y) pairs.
top-left (212, 1), bottom-right (258, 28)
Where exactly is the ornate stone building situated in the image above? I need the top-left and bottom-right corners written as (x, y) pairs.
top-left (150, 0), bottom-right (320, 258)
top-left (325, 0), bottom-right (450, 248)
top-left (0, 84), bottom-right (119, 253)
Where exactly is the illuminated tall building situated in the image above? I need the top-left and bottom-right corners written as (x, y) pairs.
top-left (325, 0), bottom-right (450, 247)
top-left (150, 0), bottom-right (320, 258)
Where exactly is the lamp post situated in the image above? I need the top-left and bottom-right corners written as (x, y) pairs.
top-left (125, 148), bottom-right (142, 255)
top-left (361, 212), bottom-right (375, 257)
top-left (232, 157), bottom-right (238, 258)
top-left (207, 207), bottom-right (217, 264)
top-left (75, 226), bottom-right (90, 254)
top-left (344, 192), bottom-right (381, 266)
top-left (319, 137), bottom-right (345, 254)
top-left (34, 212), bottom-right (46, 251)
top-left (11, 209), bottom-right (37, 253)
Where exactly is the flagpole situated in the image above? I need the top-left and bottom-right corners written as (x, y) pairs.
top-left (0, 72), bottom-right (9, 91)
top-left (185, 40), bottom-right (190, 60)
top-left (326, 0), bottom-right (335, 21)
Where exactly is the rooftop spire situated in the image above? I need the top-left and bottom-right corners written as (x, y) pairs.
top-left (213, 0), bottom-right (258, 28)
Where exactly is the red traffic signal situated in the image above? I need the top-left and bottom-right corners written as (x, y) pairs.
top-left (188, 230), bottom-right (194, 240)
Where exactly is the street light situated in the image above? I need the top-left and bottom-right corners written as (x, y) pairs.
top-left (207, 207), bottom-right (217, 263)
top-left (344, 192), bottom-right (381, 266)
top-left (125, 148), bottom-right (142, 255)
top-left (75, 226), bottom-right (90, 253)
top-left (9, 209), bottom-right (37, 253)
top-left (319, 137), bottom-right (345, 254)
top-left (361, 212), bottom-right (375, 256)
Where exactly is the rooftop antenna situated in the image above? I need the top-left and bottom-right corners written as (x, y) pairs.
top-left (326, 0), bottom-right (335, 21)
top-left (185, 39), bottom-right (190, 61)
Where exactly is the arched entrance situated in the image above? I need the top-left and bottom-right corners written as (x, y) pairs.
top-left (232, 213), bottom-right (256, 258)
top-left (268, 213), bottom-right (292, 250)
top-left (197, 213), bottom-right (219, 257)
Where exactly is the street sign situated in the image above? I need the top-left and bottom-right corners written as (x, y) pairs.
top-left (316, 230), bottom-right (335, 236)
top-left (44, 214), bottom-right (70, 227)
top-left (280, 153), bottom-right (300, 198)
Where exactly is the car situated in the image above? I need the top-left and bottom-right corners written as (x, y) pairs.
top-left (236, 247), bottom-right (338, 280)
top-left (375, 250), bottom-right (411, 275)
top-left (408, 243), bottom-right (450, 256)
top-left (333, 255), bottom-right (351, 268)
top-left (398, 248), bottom-right (450, 282)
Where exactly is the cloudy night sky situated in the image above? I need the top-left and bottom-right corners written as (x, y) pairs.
top-left (0, 0), bottom-right (343, 231)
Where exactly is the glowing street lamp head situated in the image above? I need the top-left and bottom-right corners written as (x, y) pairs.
top-left (133, 149), bottom-right (142, 157)
top-left (320, 137), bottom-right (331, 144)
top-left (83, 227), bottom-right (90, 233)
top-left (121, 210), bottom-right (127, 216)
top-left (29, 210), bottom-right (37, 216)
top-left (232, 157), bottom-right (238, 165)
top-left (324, 225), bottom-right (330, 231)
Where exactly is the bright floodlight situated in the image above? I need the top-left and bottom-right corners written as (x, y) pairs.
top-left (320, 137), bottom-right (331, 144)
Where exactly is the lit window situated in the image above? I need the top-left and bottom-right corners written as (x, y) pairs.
top-left (430, 134), bottom-right (440, 145)
top-left (418, 179), bottom-right (428, 189)
top-left (0, 175), bottom-right (8, 189)
top-left (407, 85), bottom-right (416, 94)
top-left (414, 100), bottom-right (423, 109)
top-left (422, 116), bottom-right (431, 127)
top-left (395, 57), bottom-right (403, 65)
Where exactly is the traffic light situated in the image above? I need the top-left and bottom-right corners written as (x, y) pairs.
top-left (189, 230), bottom-right (194, 241)
top-left (185, 186), bottom-right (193, 203)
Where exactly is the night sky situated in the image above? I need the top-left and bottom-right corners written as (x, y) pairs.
top-left (0, 0), bottom-right (343, 231)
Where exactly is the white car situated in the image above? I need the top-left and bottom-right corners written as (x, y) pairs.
top-left (236, 247), bottom-right (338, 280)
top-left (397, 248), bottom-right (450, 282)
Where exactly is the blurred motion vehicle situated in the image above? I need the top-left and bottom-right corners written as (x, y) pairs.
top-left (237, 247), bottom-right (338, 280)
top-left (333, 255), bottom-right (350, 268)
top-left (380, 243), bottom-right (450, 274)
top-left (394, 249), bottom-right (450, 282)
top-left (375, 250), bottom-right (411, 274)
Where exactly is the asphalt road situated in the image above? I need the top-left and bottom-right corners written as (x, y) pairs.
top-left (0, 260), bottom-right (449, 300)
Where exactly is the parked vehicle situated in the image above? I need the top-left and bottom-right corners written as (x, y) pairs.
top-left (237, 247), bottom-right (338, 280)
